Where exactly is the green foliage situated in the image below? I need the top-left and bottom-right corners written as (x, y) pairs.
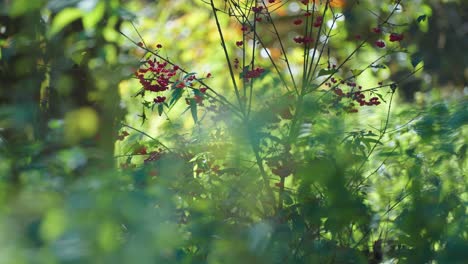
top-left (0, 0), bottom-right (466, 263)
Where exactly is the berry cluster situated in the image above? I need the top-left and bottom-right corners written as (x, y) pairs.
top-left (135, 59), bottom-right (179, 93)
top-left (313, 16), bottom-right (323, 28)
top-left (251, 6), bottom-right (264, 13)
top-left (117, 130), bottom-right (130, 141)
top-left (329, 79), bottom-right (382, 113)
top-left (135, 58), bottom-right (180, 104)
top-left (372, 26), bottom-right (404, 48)
top-left (144, 149), bottom-right (165, 163)
top-left (293, 36), bottom-right (314, 44)
top-left (243, 67), bottom-right (265, 79)
top-left (154, 96), bottom-right (166, 104)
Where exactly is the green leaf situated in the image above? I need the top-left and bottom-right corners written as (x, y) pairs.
top-left (46, 0), bottom-right (81, 12)
top-left (362, 138), bottom-right (383, 146)
top-left (282, 191), bottom-right (294, 205)
top-left (351, 69), bottom-right (364, 77)
top-left (416, 14), bottom-right (427, 23)
top-left (184, 72), bottom-right (196, 79)
top-left (317, 69), bottom-right (337, 77)
top-left (448, 104), bottom-right (468, 130)
top-left (142, 101), bottom-right (152, 108)
top-left (169, 88), bottom-right (184, 106)
top-left (375, 93), bottom-right (387, 103)
top-left (371, 64), bottom-right (386, 69)
top-left (48, 8), bottom-right (84, 38)
top-left (82, 1), bottom-right (106, 31)
top-left (157, 104), bottom-right (164, 116)
top-left (457, 144), bottom-right (467, 167)
top-left (114, 7), bottom-right (137, 21)
top-left (189, 99), bottom-right (198, 123)
top-left (40, 209), bottom-right (66, 242)
top-left (193, 89), bottom-right (204, 97)
top-left (377, 151), bottom-right (400, 157)
top-left (410, 52), bottom-right (423, 68)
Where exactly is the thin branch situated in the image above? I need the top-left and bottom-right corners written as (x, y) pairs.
top-left (210, 0), bottom-right (245, 116)
top-left (118, 29), bottom-right (244, 119)
top-left (346, 89), bottom-right (396, 188)
top-left (120, 122), bottom-right (172, 152)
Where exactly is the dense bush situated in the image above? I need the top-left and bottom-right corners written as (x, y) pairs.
top-left (0, 0), bottom-right (466, 263)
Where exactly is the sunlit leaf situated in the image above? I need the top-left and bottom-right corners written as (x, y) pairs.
top-left (48, 8), bottom-right (84, 38)
top-left (317, 69), bottom-right (337, 77)
top-left (82, 1), bottom-right (105, 31)
top-left (351, 69), bottom-right (363, 77)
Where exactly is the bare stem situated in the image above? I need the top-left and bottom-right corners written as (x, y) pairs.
top-left (210, 0), bottom-right (246, 117)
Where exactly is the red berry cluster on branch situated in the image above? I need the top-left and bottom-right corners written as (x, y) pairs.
top-left (154, 96), bottom-right (166, 104)
top-left (251, 6), bottom-right (264, 13)
top-left (330, 79), bottom-right (382, 113)
top-left (135, 59), bottom-right (179, 93)
top-left (313, 16), bottom-right (323, 27)
top-left (144, 149), bottom-right (165, 163)
top-left (243, 67), bottom-right (265, 79)
top-left (389, 33), bottom-right (404, 42)
top-left (293, 36), bottom-right (314, 44)
top-left (371, 25), bottom-right (404, 48)
top-left (117, 131), bottom-right (130, 141)
top-left (375, 40), bottom-right (385, 48)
